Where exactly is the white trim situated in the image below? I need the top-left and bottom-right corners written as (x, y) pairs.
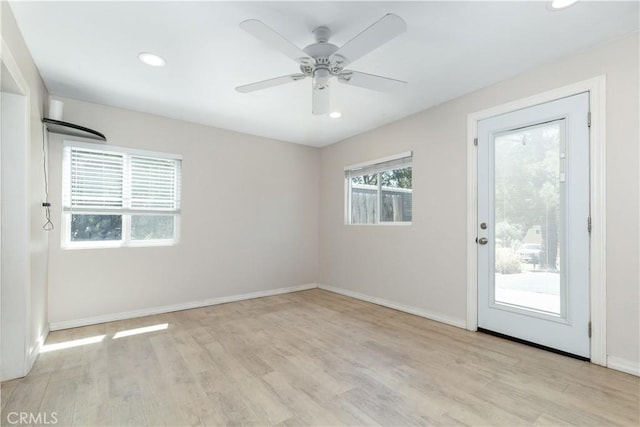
top-left (466, 76), bottom-right (607, 366)
top-left (62, 237), bottom-right (177, 250)
top-left (1, 37), bottom-right (33, 381)
top-left (587, 76), bottom-right (607, 367)
top-left (351, 184), bottom-right (413, 193)
top-left (1, 39), bottom-right (30, 95)
top-left (63, 208), bottom-right (183, 215)
top-left (466, 106), bottom-right (479, 332)
top-left (63, 139), bottom-right (182, 160)
top-left (607, 356), bottom-right (640, 377)
top-left (49, 283), bottom-right (317, 331)
top-left (344, 151), bottom-right (412, 171)
top-left (348, 222), bottom-right (412, 226)
top-left (318, 283), bottom-right (466, 329)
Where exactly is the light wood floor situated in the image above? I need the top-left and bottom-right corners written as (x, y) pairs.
top-left (2, 289), bottom-right (639, 426)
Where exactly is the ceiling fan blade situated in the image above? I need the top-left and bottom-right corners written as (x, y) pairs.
top-left (337, 70), bottom-right (407, 92)
top-left (240, 19), bottom-right (312, 65)
top-left (330, 14), bottom-right (406, 67)
top-left (236, 74), bottom-right (306, 93)
top-left (312, 86), bottom-right (330, 115)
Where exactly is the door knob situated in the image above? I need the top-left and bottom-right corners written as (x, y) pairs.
top-left (478, 237), bottom-right (488, 245)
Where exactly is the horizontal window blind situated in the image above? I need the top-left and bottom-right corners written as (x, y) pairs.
top-left (63, 144), bottom-right (181, 214)
top-left (63, 147), bottom-right (124, 211)
top-left (345, 154), bottom-right (412, 178)
top-left (131, 155), bottom-right (181, 211)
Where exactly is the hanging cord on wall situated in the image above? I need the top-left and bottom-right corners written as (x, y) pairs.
top-left (42, 125), bottom-right (54, 231)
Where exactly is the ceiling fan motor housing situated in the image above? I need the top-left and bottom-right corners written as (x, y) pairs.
top-left (301, 27), bottom-right (344, 78)
top-left (312, 26), bottom-right (331, 43)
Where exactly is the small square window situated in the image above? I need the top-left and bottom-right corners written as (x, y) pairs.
top-left (346, 153), bottom-right (412, 225)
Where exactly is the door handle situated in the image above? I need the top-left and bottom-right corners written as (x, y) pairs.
top-left (477, 237), bottom-right (488, 245)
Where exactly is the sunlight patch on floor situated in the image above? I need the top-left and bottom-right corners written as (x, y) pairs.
top-left (113, 323), bottom-right (169, 339)
top-left (40, 335), bottom-right (106, 353)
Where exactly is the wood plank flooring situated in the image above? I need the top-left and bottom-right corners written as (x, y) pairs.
top-left (2, 289), bottom-right (639, 426)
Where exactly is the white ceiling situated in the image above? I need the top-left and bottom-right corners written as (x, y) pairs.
top-left (9, 1), bottom-right (639, 147)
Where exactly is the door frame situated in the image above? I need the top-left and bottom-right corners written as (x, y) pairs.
top-left (1, 37), bottom-right (33, 380)
top-left (466, 76), bottom-right (606, 366)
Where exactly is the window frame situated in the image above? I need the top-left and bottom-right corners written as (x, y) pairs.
top-left (61, 140), bottom-right (182, 249)
top-left (344, 151), bottom-right (413, 226)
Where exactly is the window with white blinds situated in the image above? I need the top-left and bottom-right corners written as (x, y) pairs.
top-left (62, 141), bottom-right (181, 248)
top-left (345, 152), bottom-right (413, 225)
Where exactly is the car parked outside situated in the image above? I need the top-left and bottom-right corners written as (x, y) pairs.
top-left (517, 243), bottom-right (543, 264)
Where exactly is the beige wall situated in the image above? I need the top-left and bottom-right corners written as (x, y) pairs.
top-left (319, 33), bottom-right (639, 365)
top-left (2, 1), bottom-right (50, 374)
top-left (47, 97), bottom-right (320, 325)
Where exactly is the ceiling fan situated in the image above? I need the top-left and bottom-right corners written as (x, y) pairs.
top-left (236, 14), bottom-right (407, 115)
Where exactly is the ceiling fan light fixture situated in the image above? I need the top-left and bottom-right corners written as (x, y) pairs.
top-left (138, 52), bottom-right (166, 67)
top-left (313, 68), bottom-right (331, 90)
top-left (549, 0), bottom-right (579, 10)
top-left (329, 112), bottom-right (342, 119)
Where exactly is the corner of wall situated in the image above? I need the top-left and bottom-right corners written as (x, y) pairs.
top-left (317, 283), bottom-right (466, 329)
top-left (607, 356), bottom-right (640, 377)
top-left (27, 324), bottom-right (49, 372)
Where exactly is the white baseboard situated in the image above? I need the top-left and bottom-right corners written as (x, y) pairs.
top-left (317, 283), bottom-right (466, 329)
top-left (45, 283), bottom-right (638, 378)
top-left (27, 325), bottom-right (50, 371)
top-left (49, 283), bottom-right (317, 331)
top-left (607, 356), bottom-right (640, 376)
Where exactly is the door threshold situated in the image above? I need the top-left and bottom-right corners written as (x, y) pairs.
top-left (477, 327), bottom-right (590, 362)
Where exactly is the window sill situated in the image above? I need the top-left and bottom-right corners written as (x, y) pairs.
top-left (62, 239), bottom-right (177, 250)
top-left (345, 222), bottom-right (412, 226)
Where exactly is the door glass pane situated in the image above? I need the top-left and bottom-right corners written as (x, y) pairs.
top-left (493, 121), bottom-right (564, 316)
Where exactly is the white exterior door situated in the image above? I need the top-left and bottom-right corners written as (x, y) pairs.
top-left (477, 92), bottom-right (590, 358)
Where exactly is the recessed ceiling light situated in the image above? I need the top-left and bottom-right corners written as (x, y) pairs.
top-left (550, 0), bottom-right (579, 10)
top-left (138, 52), bottom-right (166, 67)
top-left (329, 111), bottom-right (342, 119)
